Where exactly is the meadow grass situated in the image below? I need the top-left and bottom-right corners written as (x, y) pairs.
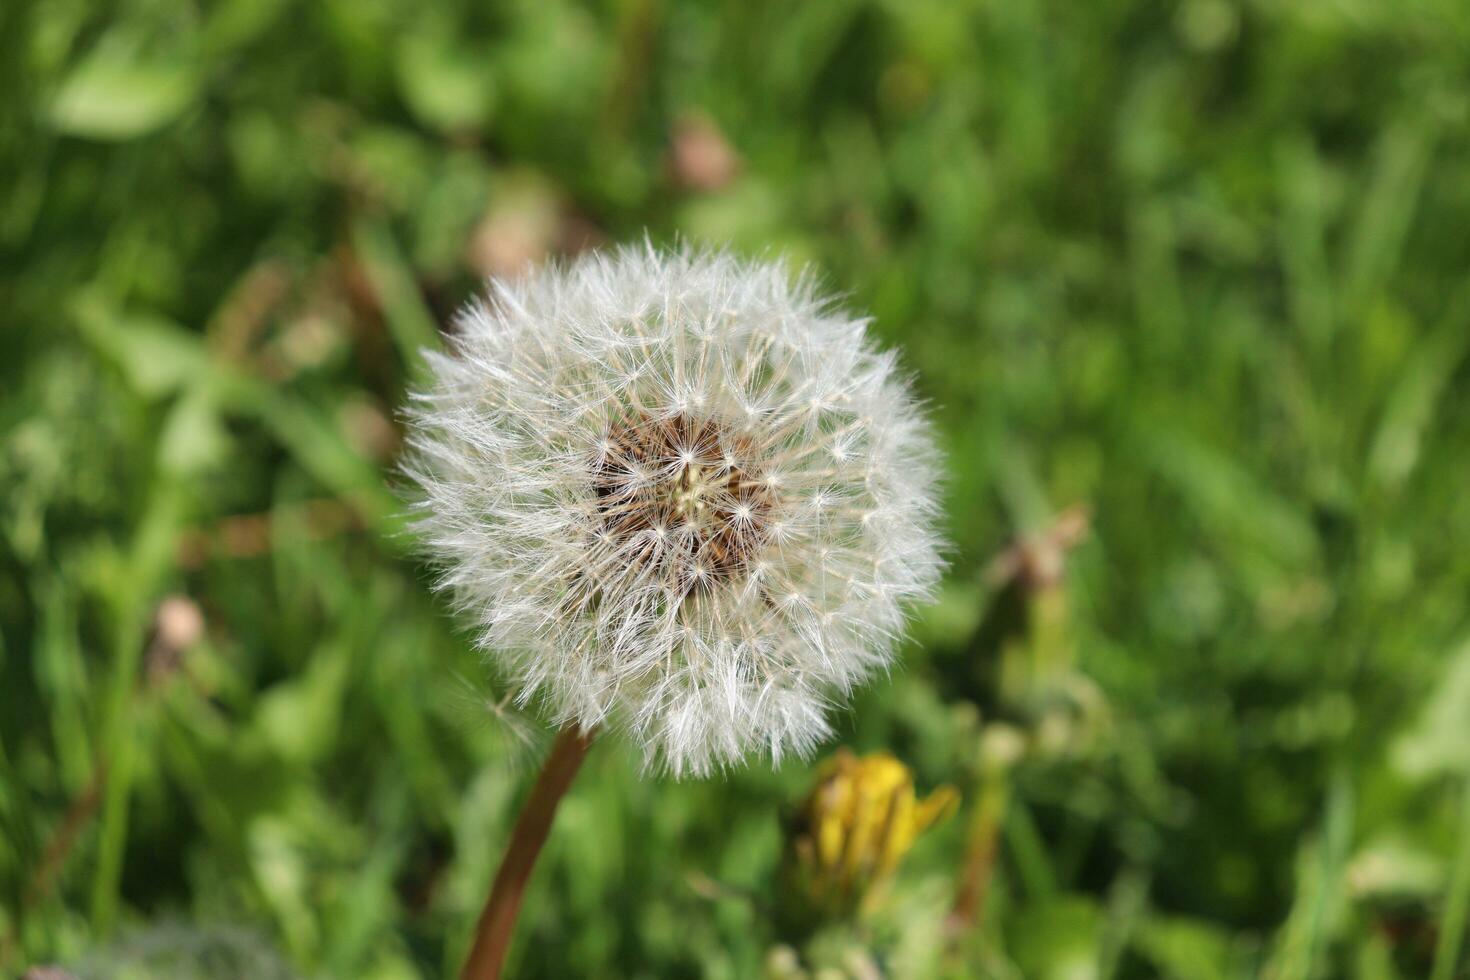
top-left (4, 0), bottom-right (1470, 976)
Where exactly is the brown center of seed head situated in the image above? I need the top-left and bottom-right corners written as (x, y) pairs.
top-left (593, 413), bottom-right (775, 588)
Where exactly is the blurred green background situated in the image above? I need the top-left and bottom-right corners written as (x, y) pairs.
top-left (5, 0), bottom-right (1470, 976)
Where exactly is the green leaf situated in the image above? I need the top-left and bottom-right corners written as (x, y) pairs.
top-left (1393, 636), bottom-right (1470, 780)
top-left (73, 299), bottom-right (209, 398)
top-left (395, 32), bottom-right (495, 133)
top-left (1136, 916), bottom-right (1235, 980)
top-left (350, 218), bottom-right (442, 369)
top-left (158, 388), bottom-right (232, 476)
top-left (49, 40), bottom-right (198, 140)
top-left (254, 642), bottom-right (350, 764)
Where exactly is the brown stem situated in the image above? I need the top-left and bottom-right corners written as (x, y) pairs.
top-left (24, 762), bottom-right (107, 910)
top-left (460, 724), bottom-right (596, 980)
top-left (947, 770), bottom-right (1011, 942)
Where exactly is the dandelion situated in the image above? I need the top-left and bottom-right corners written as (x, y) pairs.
top-left (402, 244), bottom-right (943, 978)
top-left (783, 748), bottom-right (958, 922)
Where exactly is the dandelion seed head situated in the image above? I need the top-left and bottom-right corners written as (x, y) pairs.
top-left (404, 244), bottom-right (944, 776)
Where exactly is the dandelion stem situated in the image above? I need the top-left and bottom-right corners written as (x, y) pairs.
top-left (460, 724), bottom-right (596, 980)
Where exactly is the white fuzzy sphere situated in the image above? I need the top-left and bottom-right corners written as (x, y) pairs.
top-left (405, 245), bottom-right (943, 776)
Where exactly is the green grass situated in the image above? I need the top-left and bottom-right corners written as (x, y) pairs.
top-left (5, 0), bottom-right (1470, 976)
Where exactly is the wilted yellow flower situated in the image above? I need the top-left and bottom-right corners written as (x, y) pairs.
top-left (785, 748), bottom-right (958, 918)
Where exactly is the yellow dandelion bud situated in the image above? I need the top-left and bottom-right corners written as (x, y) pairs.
top-left (785, 748), bottom-right (958, 920)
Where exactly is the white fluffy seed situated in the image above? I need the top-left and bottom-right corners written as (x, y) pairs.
top-left (403, 244), bottom-right (944, 777)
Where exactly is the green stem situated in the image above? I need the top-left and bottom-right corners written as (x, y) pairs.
top-left (88, 614), bottom-right (145, 933)
top-left (89, 486), bottom-right (182, 933)
top-left (1431, 772), bottom-right (1470, 980)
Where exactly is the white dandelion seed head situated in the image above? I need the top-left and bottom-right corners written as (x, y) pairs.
top-left (403, 244), bottom-right (944, 777)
